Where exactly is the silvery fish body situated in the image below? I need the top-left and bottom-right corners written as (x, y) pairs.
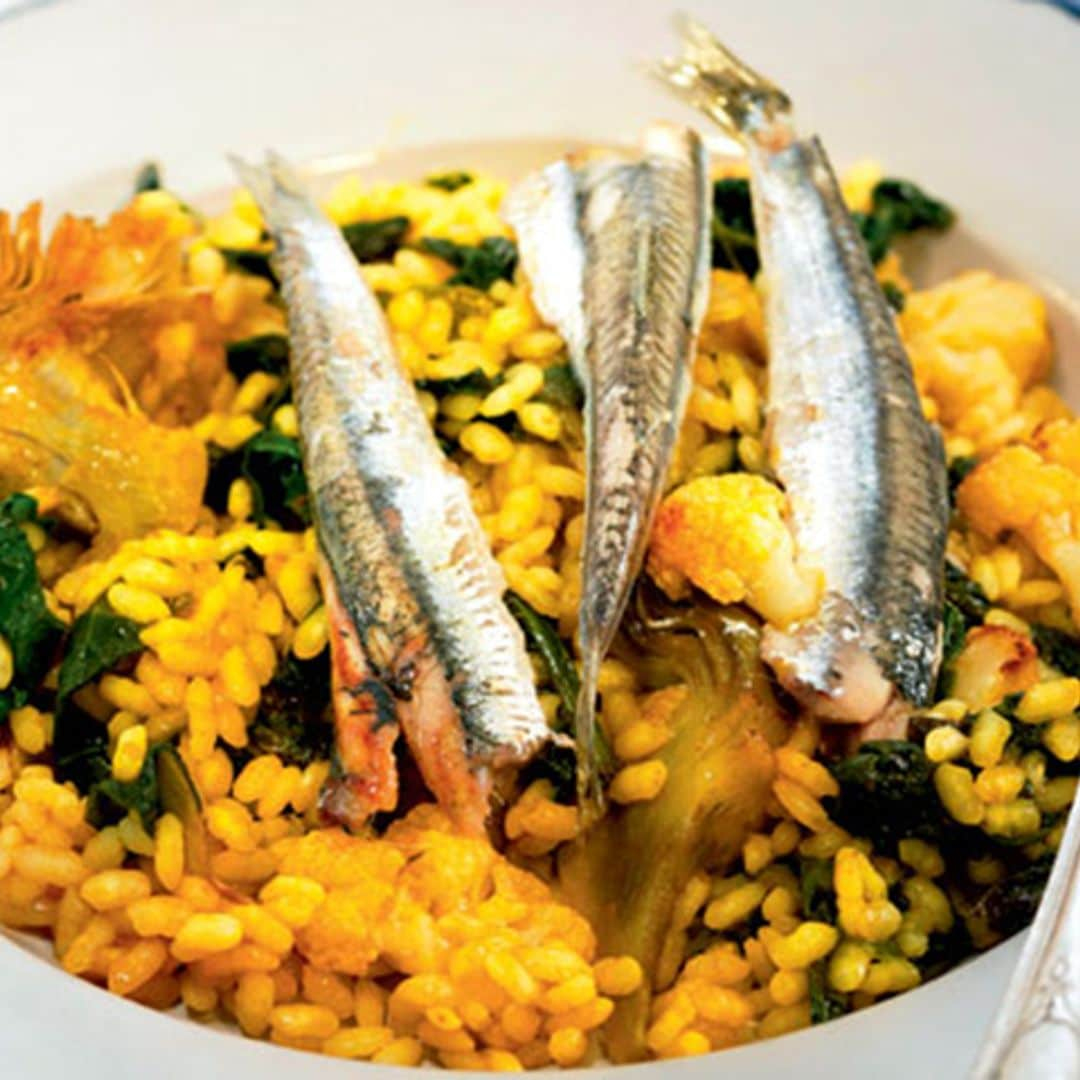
top-left (231, 153), bottom-right (551, 835)
top-left (505, 124), bottom-right (711, 808)
top-left (655, 20), bottom-right (948, 724)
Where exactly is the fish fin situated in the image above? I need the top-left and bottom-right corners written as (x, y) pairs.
top-left (316, 554), bottom-right (401, 829)
top-left (574, 644), bottom-right (606, 826)
top-left (651, 15), bottom-right (791, 138)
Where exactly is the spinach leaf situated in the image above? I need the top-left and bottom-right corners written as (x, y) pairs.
top-left (54, 705), bottom-right (203, 835)
top-left (535, 364), bottom-right (583, 412)
top-left (948, 456), bottom-right (978, 507)
top-left (505, 591), bottom-right (578, 722)
top-left (521, 742), bottom-right (578, 804)
top-left (1031, 624), bottom-right (1080, 678)
top-left (827, 740), bottom-right (942, 851)
top-left (854, 178), bottom-right (955, 264)
top-left (799, 857), bottom-right (837, 922)
top-left (710, 178), bottom-right (759, 276)
top-left (57, 599), bottom-right (144, 702)
top-left (341, 216), bottom-right (410, 263)
top-left (53, 702), bottom-right (111, 795)
top-left (882, 281), bottom-right (906, 313)
top-left (245, 652), bottom-right (333, 768)
top-left (940, 600), bottom-right (968, 671)
top-left (945, 561), bottom-right (990, 623)
top-left (133, 162), bottom-right (162, 194)
top-left (226, 334), bottom-right (290, 380)
top-left (971, 854), bottom-right (1054, 938)
top-left (416, 369), bottom-right (501, 399)
top-left (420, 236), bottom-right (518, 290)
top-left (426, 171), bottom-right (474, 192)
top-left (206, 431), bottom-right (310, 530)
top-left (0, 494), bottom-right (65, 722)
top-left (809, 962), bottom-right (847, 1024)
top-left (88, 745), bottom-right (162, 829)
top-left (221, 248), bottom-right (275, 283)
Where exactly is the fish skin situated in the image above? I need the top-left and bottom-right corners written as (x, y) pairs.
top-left (231, 153), bottom-right (551, 834)
top-left (653, 19), bottom-right (949, 721)
top-left (505, 124), bottom-right (711, 810)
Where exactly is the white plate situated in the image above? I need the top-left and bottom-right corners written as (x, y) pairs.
top-left (0, 1), bottom-right (1078, 1077)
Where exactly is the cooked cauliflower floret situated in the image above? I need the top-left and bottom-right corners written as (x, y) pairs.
top-left (957, 444), bottom-right (1080, 622)
top-left (648, 473), bottom-right (821, 627)
top-left (901, 271), bottom-right (1054, 446)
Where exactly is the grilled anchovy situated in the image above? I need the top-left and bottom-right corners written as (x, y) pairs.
top-left (654, 20), bottom-right (948, 723)
top-left (231, 153), bottom-right (551, 835)
top-left (505, 124), bottom-right (711, 810)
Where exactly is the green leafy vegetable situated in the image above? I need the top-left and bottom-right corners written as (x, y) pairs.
top-left (710, 178), bottom-right (759, 277)
top-left (882, 281), bottom-right (906, 313)
top-left (809, 961), bottom-right (847, 1024)
top-left (57, 599), bottom-right (144, 702)
top-left (416, 369), bottom-right (502, 399)
top-left (940, 600), bottom-right (968, 671)
top-left (221, 248), bottom-right (275, 283)
top-left (971, 854), bottom-right (1053, 937)
top-left (1031, 624), bottom-right (1080, 678)
top-left (945, 561), bottom-right (990, 623)
top-left (54, 703), bottom-right (203, 837)
top-left (157, 744), bottom-right (209, 873)
top-left (420, 236), bottom-right (518, 290)
top-left (245, 653), bottom-right (333, 768)
top-left (226, 334), bottom-right (290, 380)
top-left (426, 171), bottom-right (473, 192)
top-left (535, 364), bottom-right (583, 412)
top-left (0, 494), bottom-right (65, 722)
top-left (854, 179), bottom-right (955, 264)
top-left (799, 857), bottom-right (837, 922)
top-left (948, 456), bottom-right (978, 507)
top-left (206, 431), bottom-right (310, 530)
top-left (133, 162), bottom-right (162, 194)
top-left (53, 702), bottom-right (111, 795)
top-left (505, 591), bottom-right (579, 722)
top-left (827, 740), bottom-right (941, 851)
top-left (341, 216), bottom-right (410, 263)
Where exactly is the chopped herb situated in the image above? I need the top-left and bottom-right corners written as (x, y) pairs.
top-left (882, 281), bottom-right (906, 312)
top-left (710, 178), bottom-right (759, 276)
top-left (57, 598), bottom-right (144, 702)
top-left (535, 364), bottom-right (583, 412)
top-left (809, 961), bottom-right (847, 1024)
top-left (426, 171), bottom-right (473, 192)
top-left (948, 456), bottom-right (978, 507)
top-left (133, 161), bottom-right (162, 194)
top-left (917, 919), bottom-right (974, 980)
top-left (206, 431), bottom-right (310, 530)
top-left (341, 216), bottom-right (410, 263)
top-left (226, 334), bottom-right (290, 380)
top-left (245, 653), bottom-right (333, 768)
top-left (1031, 624), bottom-right (1080, 678)
top-left (854, 178), bottom-right (955, 264)
top-left (0, 494), bottom-right (65, 723)
top-left (827, 740), bottom-right (942, 851)
top-left (799, 857), bottom-right (837, 922)
top-left (522, 742), bottom-right (578, 804)
top-left (220, 248), bottom-right (275, 283)
top-left (420, 236), bottom-right (518, 290)
top-left (505, 592), bottom-right (579, 723)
